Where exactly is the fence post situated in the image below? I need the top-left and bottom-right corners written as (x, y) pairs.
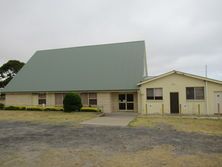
top-left (198, 104), bottom-right (200, 116)
top-left (145, 104), bottom-right (148, 115)
top-left (179, 104), bottom-right (182, 116)
top-left (162, 104), bottom-right (164, 116)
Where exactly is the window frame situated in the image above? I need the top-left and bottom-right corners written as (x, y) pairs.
top-left (0, 93), bottom-right (5, 100)
top-left (118, 93), bottom-right (134, 111)
top-left (81, 93), bottom-right (97, 106)
top-left (186, 87), bottom-right (204, 100)
top-left (88, 93), bottom-right (97, 106)
top-left (38, 93), bottom-right (47, 105)
top-left (55, 93), bottom-right (65, 106)
top-left (146, 88), bottom-right (163, 100)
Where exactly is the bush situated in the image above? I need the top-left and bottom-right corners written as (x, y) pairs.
top-left (63, 93), bottom-right (82, 112)
top-left (19, 106), bottom-right (26, 110)
top-left (0, 103), bottom-right (4, 110)
top-left (1, 105), bottom-right (64, 111)
top-left (44, 107), bottom-right (63, 111)
top-left (4, 106), bottom-right (20, 110)
top-left (26, 107), bottom-right (43, 111)
top-left (80, 107), bottom-right (101, 112)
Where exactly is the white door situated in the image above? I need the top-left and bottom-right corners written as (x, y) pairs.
top-left (214, 92), bottom-right (222, 114)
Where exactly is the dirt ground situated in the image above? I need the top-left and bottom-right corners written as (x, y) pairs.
top-left (0, 120), bottom-right (222, 167)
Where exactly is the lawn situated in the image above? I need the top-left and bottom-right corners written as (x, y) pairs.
top-left (129, 115), bottom-right (222, 135)
top-left (0, 110), bottom-right (99, 125)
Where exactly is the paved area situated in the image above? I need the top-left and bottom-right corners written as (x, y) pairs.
top-left (81, 112), bottom-right (137, 126)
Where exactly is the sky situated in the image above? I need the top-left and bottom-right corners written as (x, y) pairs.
top-left (0, 0), bottom-right (221, 80)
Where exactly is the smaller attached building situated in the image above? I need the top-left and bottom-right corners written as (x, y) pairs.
top-left (138, 71), bottom-right (222, 115)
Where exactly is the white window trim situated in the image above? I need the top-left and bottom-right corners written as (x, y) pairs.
top-left (146, 88), bottom-right (163, 100)
top-left (88, 93), bottom-right (97, 106)
top-left (186, 87), bottom-right (204, 100)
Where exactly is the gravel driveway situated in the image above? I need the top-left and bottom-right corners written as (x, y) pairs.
top-left (0, 121), bottom-right (221, 167)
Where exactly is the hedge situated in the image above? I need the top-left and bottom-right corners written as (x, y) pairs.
top-left (44, 107), bottom-right (63, 111)
top-left (26, 107), bottom-right (43, 111)
top-left (3, 106), bottom-right (63, 111)
top-left (0, 103), bottom-right (4, 110)
top-left (80, 107), bottom-right (101, 112)
top-left (1, 105), bottom-right (100, 112)
top-left (4, 106), bottom-right (20, 110)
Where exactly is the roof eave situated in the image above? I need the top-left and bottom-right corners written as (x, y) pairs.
top-left (137, 70), bottom-right (222, 85)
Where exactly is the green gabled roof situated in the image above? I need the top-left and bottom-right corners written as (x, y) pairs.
top-left (3, 41), bottom-right (147, 93)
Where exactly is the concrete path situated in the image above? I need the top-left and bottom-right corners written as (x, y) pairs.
top-left (81, 112), bottom-right (137, 127)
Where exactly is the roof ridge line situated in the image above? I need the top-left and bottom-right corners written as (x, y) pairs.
top-left (37, 40), bottom-right (145, 52)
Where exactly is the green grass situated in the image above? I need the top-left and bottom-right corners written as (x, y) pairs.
top-left (0, 110), bottom-right (99, 125)
top-left (129, 115), bottom-right (222, 135)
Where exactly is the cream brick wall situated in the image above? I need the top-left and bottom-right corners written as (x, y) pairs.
top-left (139, 73), bottom-right (222, 115)
top-left (5, 93), bottom-right (34, 106)
top-left (46, 93), bottom-right (55, 106)
top-left (134, 92), bottom-right (138, 112)
top-left (97, 92), bottom-right (112, 113)
top-left (5, 91), bottom-right (140, 113)
top-left (111, 93), bottom-right (119, 112)
top-left (5, 93), bottom-right (56, 107)
top-left (0, 99), bottom-right (5, 104)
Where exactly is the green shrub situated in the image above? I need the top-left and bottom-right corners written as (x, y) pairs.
top-left (2, 105), bottom-right (63, 111)
top-left (4, 106), bottom-right (20, 110)
top-left (44, 107), bottom-right (63, 111)
top-left (26, 107), bottom-right (43, 111)
top-left (4, 106), bottom-right (26, 110)
top-left (80, 107), bottom-right (101, 112)
top-left (19, 106), bottom-right (26, 110)
top-left (63, 93), bottom-right (82, 112)
top-left (0, 103), bottom-right (4, 110)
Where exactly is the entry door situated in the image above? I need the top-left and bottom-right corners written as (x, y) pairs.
top-left (214, 92), bottom-right (222, 114)
top-left (119, 94), bottom-right (134, 111)
top-left (170, 92), bottom-right (179, 114)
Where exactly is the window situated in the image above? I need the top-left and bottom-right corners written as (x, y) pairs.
top-left (147, 88), bottom-right (163, 100)
top-left (186, 87), bottom-right (204, 100)
top-left (119, 94), bottom-right (126, 102)
top-left (127, 103), bottom-right (134, 110)
top-left (55, 93), bottom-right (65, 106)
top-left (127, 94), bottom-right (134, 102)
top-left (118, 94), bottom-right (134, 110)
top-left (38, 93), bottom-right (46, 105)
top-left (89, 93), bottom-right (97, 105)
top-left (80, 93), bottom-right (97, 106)
top-left (119, 103), bottom-right (126, 110)
top-left (0, 93), bottom-right (5, 100)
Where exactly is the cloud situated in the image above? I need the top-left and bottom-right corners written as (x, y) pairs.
top-left (0, 0), bottom-right (221, 79)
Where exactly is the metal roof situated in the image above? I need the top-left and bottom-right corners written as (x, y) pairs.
top-left (3, 41), bottom-right (146, 93)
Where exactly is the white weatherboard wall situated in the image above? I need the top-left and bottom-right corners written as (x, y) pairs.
top-left (139, 73), bottom-right (222, 115)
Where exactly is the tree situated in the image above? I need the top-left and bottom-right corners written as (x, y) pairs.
top-left (0, 60), bottom-right (25, 88)
top-left (63, 93), bottom-right (82, 112)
